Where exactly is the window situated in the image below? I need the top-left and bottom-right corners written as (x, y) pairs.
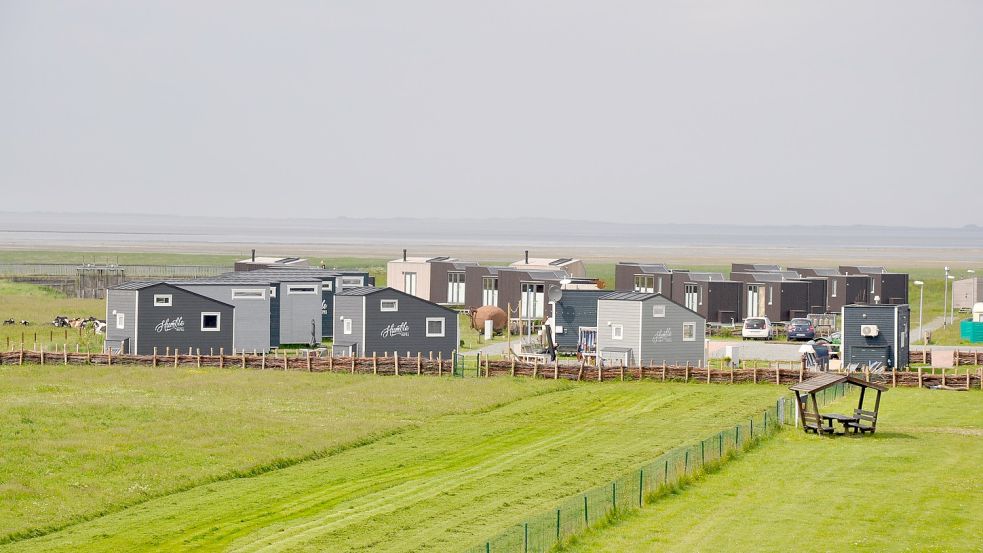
top-left (403, 272), bottom-right (417, 296)
top-left (153, 294), bottom-right (172, 307)
top-left (657, 277), bottom-right (663, 294)
top-left (447, 272), bottom-right (465, 304)
top-left (341, 276), bottom-right (363, 288)
top-left (343, 318), bottom-right (352, 335)
top-left (232, 289), bottom-right (265, 300)
top-left (269, 286), bottom-right (277, 298)
top-left (683, 322), bottom-right (696, 341)
top-left (747, 285), bottom-right (764, 318)
top-left (831, 280), bottom-right (837, 298)
top-left (684, 284), bottom-right (699, 312)
top-left (287, 285), bottom-right (317, 295)
top-left (426, 317), bottom-right (445, 337)
top-left (381, 299), bottom-right (398, 312)
top-left (322, 281), bottom-right (334, 292)
top-left (116, 312), bottom-right (125, 329)
top-left (768, 286), bottom-right (774, 306)
top-left (520, 282), bottom-right (545, 318)
top-left (612, 324), bottom-right (624, 340)
top-left (201, 312), bottom-right (221, 332)
top-left (652, 304), bottom-right (666, 318)
top-left (482, 277), bottom-right (499, 306)
top-left (634, 275), bottom-right (655, 294)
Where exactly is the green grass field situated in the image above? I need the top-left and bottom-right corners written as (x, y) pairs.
top-left (0, 281), bottom-right (105, 351)
top-left (0, 368), bottom-right (782, 551)
top-left (560, 387), bottom-right (983, 553)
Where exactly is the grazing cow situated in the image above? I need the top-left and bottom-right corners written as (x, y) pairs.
top-left (53, 316), bottom-right (70, 327)
top-left (93, 320), bottom-right (107, 335)
top-left (69, 318), bottom-right (86, 329)
top-left (2, 319), bottom-right (14, 325)
top-left (20, 320), bottom-right (30, 326)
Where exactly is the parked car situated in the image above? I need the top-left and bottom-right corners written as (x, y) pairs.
top-left (742, 317), bottom-right (773, 340)
top-left (787, 318), bottom-right (816, 341)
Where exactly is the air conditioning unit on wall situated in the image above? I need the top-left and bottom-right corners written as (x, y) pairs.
top-left (860, 324), bottom-right (879, 337)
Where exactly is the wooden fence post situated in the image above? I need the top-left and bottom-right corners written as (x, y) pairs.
top-left (417, 353), bottom-right (422, 376)
top-left (242, 350), bottom-right (246, 369)
top-left (63, 345), bottom-right (68, 365)
top-left (684, 361), bottom-right (689, 382)
top-left (511, 356), bottom-right (516, 377)
top-left (662, 361), bottom-right (667, 382)
top-left (373, 352), bottom-right (377, 375)
top-left (306, 350), bottom-right (312, 372)
top-left (619, 361), bottom-right (624, 381)
top-left (261, 352), bottom-right (266, 370)
top-left (153, 347), bottom-right (158, 367)
top-left (395, 353), bottom-right (400, 376)
top-left (351, 354), bottom-right (355, 373)
top-left (554, 357), bottom-right (559, 380)
top-left (775, 366), bottom-right (779, 385)
top-left (917, 366), bottom-right (923, 388)
top-left (597, 362), bottom-right (602, 382)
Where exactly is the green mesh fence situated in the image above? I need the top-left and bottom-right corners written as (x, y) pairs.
top-left (464, 383), bottom-right (851, 553)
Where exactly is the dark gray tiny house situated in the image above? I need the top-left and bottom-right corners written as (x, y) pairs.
top-left (332, 287), bottom-right (459, 358)
top-left (595, 293), bottom-right (706, 367)
top-left (730, 272), bottom-right (810, 322)
top-left (465, 266), bottom-right (503, 309)
top-left (841, 303), bottom-right (910, 369)
top-left (669, 271), bottom-right (742, 324)
top-left (105, 282), bottom-right (234, 355)
top-left (839, 266), bottom-right (909, 305)
top-left (614, 262), bottom-right (671, 294)
top-left (552, 290), bottom-right (608, 353)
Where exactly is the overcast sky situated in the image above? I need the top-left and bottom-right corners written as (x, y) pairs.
top-left (1, 1), bottom-right (980, 226)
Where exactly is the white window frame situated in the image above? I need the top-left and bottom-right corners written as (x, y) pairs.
top-left (768, 286), bottom-right (774, 306)
top-left (652, 304), bottom-right (666, 318)
top-left (116, 312), bottom-right (125, 329)
top-left (287, 285), bottom-right (318, 295)
top-left (447, 272), bottom-right (466, 304)
top-left (634, 275), bottom-right (655, 294)
top-left (269, 286), bottom-right (277, 298)
top-left (201, 312), bottom-right (221, 332)
top-left (831, 280), bottom-right (837, 298)
top-left (520, 282), bottom-right (545, 319)
top-left (153, 294), bottom-right (172, 307)
top-left (682, 322), bottom-right (696, 342)
top-left (322, 281), bottom-right (334, 292)
top-left (341, 276), bottom-right (364, 288)
top-left (343, 318), bottom-right (353, 335)
top-left (231, 288), bottom-right (266, 300)
top-left (482, 276), bottom-right (499, 306)
top-left (380, 299), bottom-right (399, 312)
top-left (684, 284), bottom-right (699, 312)
top-left (426, 317), bottom-right (446, 337)
top-left (612, 324), bottom-right (624, 340)
top-left (404, 272), bottom-right (417, 296)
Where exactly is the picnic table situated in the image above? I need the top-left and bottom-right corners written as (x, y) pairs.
top-left (821, 413), bottom-right (859, 434)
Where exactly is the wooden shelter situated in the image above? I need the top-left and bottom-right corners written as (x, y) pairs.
top-left (790, 373), bottom-right (887, 435)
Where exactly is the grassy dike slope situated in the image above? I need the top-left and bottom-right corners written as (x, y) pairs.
top-left (562, 388), bottom-right (983, 553)
top-left (1, 374), bottom-right (781, 552)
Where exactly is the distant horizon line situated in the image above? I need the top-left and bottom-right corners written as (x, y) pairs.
top-left (1, 210), bottom-right (978, 232)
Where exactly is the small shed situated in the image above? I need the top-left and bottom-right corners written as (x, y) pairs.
top-left (790, 373), bottom-right (887, 435)
top-left (332, 287), bottom-right (459, 358)
top-left (596, 292), bottom-right (706, 367)
top-left (841, 303), bottom-right (910, 369)
top-left (105, 282), bottom-right (234, 355)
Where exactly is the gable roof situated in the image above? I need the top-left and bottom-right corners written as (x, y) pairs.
top-left (336, 286), bottom-right (458, 314)
top-left (618, 262), bottom-right (671, 274)
top-left (599, 292), bottom-right (705, 319)
top-left (113, 282), bottom-right (235, 307)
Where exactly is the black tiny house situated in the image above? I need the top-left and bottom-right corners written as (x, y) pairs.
top-left (730, 272), bottom-right (810, 322)
top-left (552, 289), bottom-right (608, 353)
top-left (839, 266), bottom-right (909, 305)
top-left (614, 262), bottom-right (671, 294)
top-left (332, 287), bottom-right (459, 358)
top-left (842, 303), bottom-right (910, 369)
top-left (105, 282), bottom-right (234, 355)
top-left (668, 271), bottom-right (742, 324)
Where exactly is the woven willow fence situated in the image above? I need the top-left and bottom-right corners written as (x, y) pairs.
top-left (463, 383), bottom-right (851, 553)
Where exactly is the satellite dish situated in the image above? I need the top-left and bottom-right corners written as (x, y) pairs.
top-left (548, 286), bottom-right (563, 302)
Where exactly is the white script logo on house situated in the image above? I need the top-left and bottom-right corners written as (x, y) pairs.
top-left (652, 328), bottom-right (672, 344)
top-left (381, 322), bottom-right (410, 338)
top-left (156, 317), bottom-right (185, 333)
top-left (321, 299), bottom-right (328, 315)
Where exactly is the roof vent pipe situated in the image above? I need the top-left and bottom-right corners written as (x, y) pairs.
top-left (525, 250), bottom-right (529, 264)
top-left (403, 249), bottom-right (407, 262)
top-left (251, 249), bottom-right (256, 262)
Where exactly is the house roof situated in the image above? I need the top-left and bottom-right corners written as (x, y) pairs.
top-left (336, 286), bottom-right (458, 314)
top-left (111, 282), bottom-right (235, 307)
top-left (619, 262), bottom-right (671, 274)
top-left (111, 281), bottom-right (160, 290)
top-left (390, 256), bottom-right (458, 263)
top-left (600, 292), bottom-right (705, 319)
top-left (684, 272), bottom-right (728, 282)
top-left (237, 256), bottom-right (306, 265)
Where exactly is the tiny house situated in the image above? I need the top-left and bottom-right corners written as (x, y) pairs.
top-left (731, 272), bottom-right (810, 322)
top-left (332, 287), bottom-right (459, 358)
top-left (953, 277), bottom-right (983, 311)
top-left (595, 292), bottom-right (706, 367)
top-left (105, 282), bottom-right (234, 355)
top-left (839, 266), bottom-right (909, 305)
top-left (614, 262), bottom-right (671, 294)
top-left (509, 253), bottom-right (587, 278)
top-left (669, 271), bottom-right (742, 324)
top-left (841, 303), bottom-right (910, 369)
top-left (552, 289), bottom-right (609, 354)
top-left (386, 253), bottom-right (476, 304)
top-left (173, 278), bottom-right (272, 352)
top-left (206, 271), bottom-right (324, 346)
top-left (465, 265), bottom-right (505, 309)
top-left (234, 252), bottom-right (308, 272)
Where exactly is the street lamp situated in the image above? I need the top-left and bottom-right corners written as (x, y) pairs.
top-left (913, 280), bottom-right (924, 344)
top-left (943, 267), bottom-right (951, 326)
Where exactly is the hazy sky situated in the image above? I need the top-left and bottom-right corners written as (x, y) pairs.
top-left (1, 1), bottom-right (981, 226)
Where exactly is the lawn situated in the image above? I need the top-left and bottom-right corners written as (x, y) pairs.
top-left (561, 387), bottom-right (983, 553)
top-left (0, 370), bottom-right (782, 552)
top-left (0, 281), bottom-right (105, 352)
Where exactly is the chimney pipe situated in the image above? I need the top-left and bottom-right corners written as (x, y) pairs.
top-left (251, 249), bottom-right (256, 262)
top-left (403, 249), bottom-right (407, 262)
top-left (525, 250), bottom-right (529, 264)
